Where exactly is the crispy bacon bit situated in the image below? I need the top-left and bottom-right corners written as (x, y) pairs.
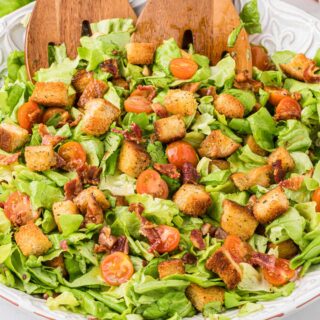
top-left (64, 176), bottom-right (83, 200)
top-left (303, 61), bottom-right (320, 83)
top-left (100, 59), bottom-right (120, 78)
top-left (131, 85), bottom-right (156, 101)
top-left (201, 223), bottom-right (217, 237)
top-left (77, 164), bottom-right (102, 185)
top-left (151, 103), bottom-right (168, 118)
top-left (115, 196), bottom-right (128, 207)
top-left (250, 252), bottom-right (276, 269)
top-left (53, 153), bottom-right (67, 169)
top-left (39, 124), bottom-right (65, 147)
top-left (94, 226), bottom-right (117, 253)
top-left (111, 236), bottom-right (129, 254)
top-left (280, 175), bottom-right (304, 191)
top-left (214, 228), bottom-right (228, 240)
top-left (0, 152), bottom-right (20, 165)
top-left (112, 123), bottom-right (144, 144)
top-left (85, 194), bottom-right (104, 225)
top-left (0, 202), bottom-right (4, 209)
top-left (153, 163), bottom-right (180, 179)
top-left (181, 82), bottom-right (200, 93)
top-left (272, 159), bottom-right (286, 183)
top-left (199, 86), bottom-right (216, 98)
top-left (69, 114), bottom-right (83, 127)
top-left (60, 240), bottom-right (69, 251)
top-left (112, 78), bottom-right (129, 90)
top-left (129, 202), bottom-right (145, 215)
top-left (234, 70), bottom-right (263, 93)
top-left (181, 162), bottom-right (199, 184)
top-left (190, 229), bottom-right (206, 250)
top-left (182, 253), bottom-right (197, 265)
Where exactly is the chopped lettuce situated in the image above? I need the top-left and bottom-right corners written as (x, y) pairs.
top-left (210, 56), bottom-right (236, 88)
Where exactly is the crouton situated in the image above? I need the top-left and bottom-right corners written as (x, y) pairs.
top-left (198, 130), bottom-right (240, 159)
top-left (268, 239), bottom-right (299, 259)
top-left (164, 90), bottom-right (197, 116)
top-left (45, 254), bottom-right (67, 276)
top-left (118, 141), bottom-right (151, 178)
top-left (52, 200), bottom-right (79, 231)
top-left (74, 186), bottom-right (110, 213)
top-left (280, 54), bottom-right (311, 81)
top-left (214, 93), bottom-right (245, 118)
top-left (186, 284), bottom-right (225, 312)
top-left (154, 115), bottom-right (186, 143)
top-left (231, 165), bottom-right (273, 191)
top-left (126, 43), bottom-right (156, 65)
top-left (15, 222), bottom-right (52, 256)
top-left (158, 259), bottom-right (185, 279)
top-left (206, 247), bottom-right (242, 289)
top-left (0, 123), bottom-right (29, 152)
top-left (221, 200), bottom-right (258, 240)
top-left (173, 184), bottom-right (212, 216)
top-left (77, 79), bottom-right (109, 108)
top-left (72, 70), bottom-right (94, 94)
top-left (253, 186), bottom-right (289, 224)
top-left (268, 147), bottom-right (295, 172)
top-left (31, 82), bottom-right (75, 107)
top-left (211, 160), bottom-right (230, 170)
top-left (25, 145), bottom-right (56, 171)
top-left (81, 98), bottom-right (120, 136)
top-left (245, 135), bottom-right (268, 156)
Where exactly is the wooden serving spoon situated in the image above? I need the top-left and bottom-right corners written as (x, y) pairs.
top-left (132, 0), bottom-right (252, 75)
top-left (25, 0), bottom-right (137, 80)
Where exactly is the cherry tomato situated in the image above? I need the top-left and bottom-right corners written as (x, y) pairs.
top-left (124, 96), bottom-right (153, 114)
top-left (154, 225), bottom-right (180, 253)
top-left (169, 58), bottom-right (198, 80)
top-left (274, 97), bottom-right (301, 121)
top-left (264, 87), bottom-right (290, 106)
top-left (262, 258), bottom-right (295, 286)
top-left (42, 108), bottom-right (70, 127)
top-left (223, 235), bottom-right (253, 263)
top-left (17, 101), bottom-right (43, 132)
top-left (251, 45), bottom-right (270, 71)
top-left (136, 169), bottom-right (169, 199)
top-left (100, 252), bottom-right (134, 286)
top-left (166, 141), bottom-right (198, 169)
top-left (4, 191), bottom-right (37, 226)
top-left (58, 141), bottom-right (86, 170)
top-left (312, 188), bottom-right (320, 212)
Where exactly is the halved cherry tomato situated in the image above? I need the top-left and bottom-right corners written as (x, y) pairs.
top-left (42, 108), bottom-right (70, 127)
top-left (251, 45), bottom-right (270, 71)
top-left (124, 96), bottom-right (153, 114)
top-left (264, 87), bottom-right (290, 106)
top-left (170, 58), bottom-right (198, 80)
top-left (100, 252), bottom-right (134, 286)
top-left (136, 169), bottom-right (169, 199)
top-left (312, 188), bottom-right (320, 212)
top-left (223, 235), bottom-right (253, 263)
top-left (166, 141), bottom-right (198, 169)
top-left (154, 225), bottom-right (180, 253)
top-left (58, 141), bottom-right (86, 170)
top-left (262, 258), bottom-right (295, 286)
top-left (17, 101), bottom-right (43, 132)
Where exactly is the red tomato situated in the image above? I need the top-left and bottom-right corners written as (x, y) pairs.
top-left (223, 235), bottom-right (253, 263)
top-left (251, 45), bottom-right (270, 71)
top-left (264, 87), bottom-right (290, 106)
top-left (136, 169), bottom-right (169, 199)
top-left (312, 188), bottom-right (320, 212)
top-left (169, 58), bottom-right (198, 80)
top-left (124, 96), bottom-right (153, 114)
top-left (58, 141), bottom-right (86, 170)
top-left (42, 108), bottom-right (70, 126)
top-left (262, 258), bottom-right (295, 286)
top-left (155, 225), bottom-right (180, 253)
top-left (101, 252), bottom-right (134, 286)
top-left (166, 141), bottom-right (198, 169)
top-left (17, 101), bottom-right (43, 132)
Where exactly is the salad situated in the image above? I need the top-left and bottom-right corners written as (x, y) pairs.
top-left (1, 1), bottom-right (320, 319)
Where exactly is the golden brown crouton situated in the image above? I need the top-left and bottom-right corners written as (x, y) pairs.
top-left (158, 259), bottom-right (185, 279)
top-left (31, 82), bottom-right (75, 107)
top-left (206, 248), bottom-right (242, 289)
top-left (15, 223), bottom-right (52, 257)
top-left (0, 123), bottom-right (29, 152)
top-left (154, 115), bottom-right (186, 143)
top-left (231, 165), bottom-right (273, 191)
top-left (186, 284), bottom-right (225, 312)
top-left (25, 145), bottom-right (56, 171)
top-left (72, 70), bottom-right (94, 94)
top-left (253, 186), bottom-right (289, 224)
top-left (81, 98), bottom-right (120, 136)
top-left (268, 239), bottom-right (299, 259)
top-left (211, 160), bottom-right (230, 170)
top-left (118, 141), bottom-right (151, 178)
top-left (268, 147), bottom-right (295, 172)
top-left (77, 79), bottom-right (109, 108)
top-left (73, 186), bottom-right (110, 213)
top-left (280, 54), bottom-right (311, 81)
top-left (173, 184), bottom-right (212, 216)
top-left (245, 135), bottom-right (268, 156)
top-left (221, 200), bottom-right (258, 240)
top-left (214, 93), bottom-right (245, 118)
top-left (164, 90), bottom-right (197, 116)
top-left (126, 43), bottom-right (156, 65)
top-left (198, 130), bottom-right (240, 159)
top-left (52, 200), bottom-right (79, 231)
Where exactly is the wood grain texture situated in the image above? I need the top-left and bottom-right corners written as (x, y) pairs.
top-left (132, 0), bottom-right (252, 74)
top-left (25, 0), bottom-right (137, 80)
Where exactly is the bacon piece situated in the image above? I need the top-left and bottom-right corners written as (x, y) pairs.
top-left (181, 162), bottom-right (199, 184)
top-left (112, 123), bottom-right (144, 144)
top-left (77, 164), bottom-right (102, 185)
top-left (303, 61), bottom-right (320, 83)
top-left (151, 103), bottom-right (168, 118)
top-left (85, 194), bottom-right (104, 225)
top-left (53, 153), bottom-right (67, 169)
top-left (60, 240), bottom-right (69, 251)
top-left (279, 175), bottom-right (304, 191)
top-left (272, 159), bottom-right (286, 183)
top-left (182, 253), bottom-right (197, 265)
top-left (129, 202), bottom-right (145, 215)
top-left (214, 228), bottom-right (228, 240)
top-left (181, 82), bottom-right (200, 93)
top-left (64, 176), bottom-right (83, 200)
top-left (111, 236), bottom-right (129, 254)
top-left (0, 152), bottom-right (20, 165)
top-left (153, 163), bottom-right (180, 179)
top-left (69, 114), bottom-right (83, 127)
top-left (39, 124), bottom-right (65, 147)
top-left (100, 59), bottom-right (120, 78)
top-left (112, 78), bottom-right (129, 90)
top-left (250, 252), bottom-right (276, 269)
top-left (199, 86), bottom-right (216, 98)
top-left (131, 85), bottom-right (156, 101)
top-left (115, 196), bottom-right (128, 207)
top-left (94, 226), bottom-right (117, 253)
top-left (190, 230), bottom-right (206, 250)
top-left (234, 71), bottom-right (263, 93)
top-left (201, 223), bottom-right (217, 237)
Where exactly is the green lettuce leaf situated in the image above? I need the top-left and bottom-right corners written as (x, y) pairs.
top-left (210, 56), bottom-right (236, 88)
top-left (239, 0), bottom-right (262, 34)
